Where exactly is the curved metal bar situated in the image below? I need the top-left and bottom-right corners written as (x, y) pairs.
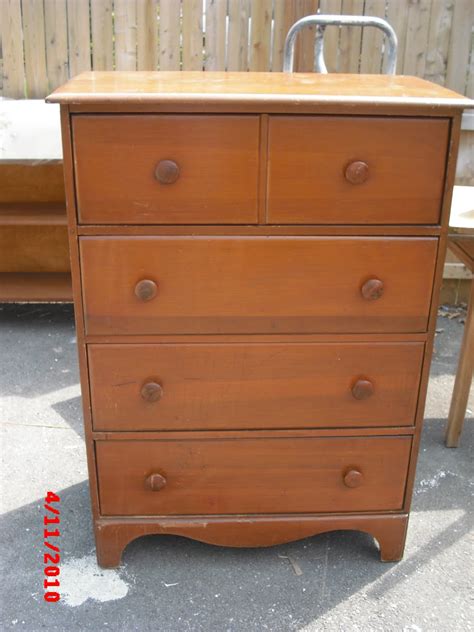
top-left (283, 14), bottom-right (398, 74)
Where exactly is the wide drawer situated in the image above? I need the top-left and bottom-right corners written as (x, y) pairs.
top-left (96, 435), bottom-right (412, 515)
top-left (80, 236), bottom-right (437, 335)
top-left (267, 116), bottom-right (449, 224)
top-left (88, 342), bottom-right (424, 431)
top-left (72, 115), bottom-right (260, 224)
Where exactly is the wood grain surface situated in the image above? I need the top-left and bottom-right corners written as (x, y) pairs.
top-left (73, 114), bottom-right (260, 224)
top-left (80, 236), bottom-right (438, 335)
top-left (88, 341), bottom-right (424, 430)
top-left (0, 161), bottom-right (69, 300)
top-left (0, 162), bottom-right (65, 204)
top-left (0, 272), bottom-right (72, 302)
top-left (267, 116), bottom-right (449, 225)
top-left (96, 435), bottom-right (412, 515)
top-left (0, 225), bottom-right (70, 272)
top-left (46, 71), bottom-right (473, 110)
top-left (94, 513), bottom-right (409, 566)
top-left (51, 71), bottom-right (470, 567)
top-left (449, 237), bottom-right (474, 270)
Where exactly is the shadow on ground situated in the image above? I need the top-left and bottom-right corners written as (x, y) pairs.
top-left (1, 303), bottom-right (472, 631)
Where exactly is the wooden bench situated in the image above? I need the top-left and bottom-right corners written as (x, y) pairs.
top-left (0, 100), bottom-right (71, 302)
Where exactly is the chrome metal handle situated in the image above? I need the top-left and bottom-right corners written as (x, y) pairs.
top-left (283, 14), bottom-right (398, 75)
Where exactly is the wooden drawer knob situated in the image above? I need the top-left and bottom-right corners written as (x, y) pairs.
top-left (345, 160), bottom-right (369, 184)
top-left (155, 159), bottom-right (180, 184)
top-left (135, 279), bottom-right (158, 302)
top-left (352, 378), bottom-right (374, 400)
top-left (343, 469), bottom-right (363, 488)
top-left (145, 473), bottom-right (167, 491)
top-left (141, 381), bottom-right (163, 402)
top-left (360, 278), bottom-right (384, 301)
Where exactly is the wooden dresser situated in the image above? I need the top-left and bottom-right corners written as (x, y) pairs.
top-left (47, 72), bottom-right (471, 568)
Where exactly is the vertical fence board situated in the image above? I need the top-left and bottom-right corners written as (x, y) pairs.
top-left (272, 0), bottom-right (295, 71)
top-left (1, 0), bottom-right (25, 97)
top-left (205, 0), bottom-right (226, 70)
top-left (115, 0), bottom-right (138, 71)
top-left (296, 0), bottom-right (319, 72)
top-left (467, 44), bottom-right (474, 99)
top-left (360, 0), bottom-right (385, 74)
top-left (319, 0), bottom-right (342, 71)
top-left (423, 0), bottom-right (453, 87)
top-left (44, 0), bottom-right (68, 92)
top-left (159, 0), bottom-right (181, 70)
top-left (292, 0), bottom-right (319, 72)
top-left (228, 0), bottom-right (249, 71)
top-left (338, 0), bottom-right (364, 73)
top-left (386, 0), bottom-right (409, 75)
top-left (67, 0), bottom-right (91, 77)
top-left (0, 0), bottom-right (472, 98)
top-left (22, 0), bottom-right (48, 97)
top-left (446, 0), bottom-right (473, 94)
top-left (137, 0), bottom-right (158, 70)
top-left (249, 0), bottom-right (272, 71)
top-left (403, 0), bottom-right (432, 77)
top-left (182, 0), bottom-right (204, 70)
top-left (90, 0), bottom-right (114, 70)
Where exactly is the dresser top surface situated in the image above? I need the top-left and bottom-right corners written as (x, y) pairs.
top-left (47, 71), bottom-right (472, 110)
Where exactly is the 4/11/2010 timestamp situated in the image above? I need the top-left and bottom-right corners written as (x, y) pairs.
top-left (43, 492), bottom-right (61, 602)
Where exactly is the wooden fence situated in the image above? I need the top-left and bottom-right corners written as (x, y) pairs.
top-left (0, 0), bottom-right (473, 99)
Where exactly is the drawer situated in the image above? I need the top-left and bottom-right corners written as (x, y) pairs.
top-left (96, 435), bottom-right (412, 515)
top-left (267, 116), bottom-right (449, 224)
top-left (80, 236), bottom-right (437, 335)
top-left (88, 342), bottom-right (424, 431)
top-left (72, 115), bottom-right (260, 224)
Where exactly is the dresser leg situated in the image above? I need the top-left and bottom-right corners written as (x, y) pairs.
top-left (373, 515), bottom-right (409, 562)
top-left (95, 523), bottom-right (129, 568)
top-left (95, 542), bottom-right (123, 569)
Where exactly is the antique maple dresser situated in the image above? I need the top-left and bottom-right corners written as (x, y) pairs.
top-left (47, 72), bottom-right (472, 567)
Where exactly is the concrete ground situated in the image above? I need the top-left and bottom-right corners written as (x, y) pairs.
top-left (0, 303), bottom-right (472, 632)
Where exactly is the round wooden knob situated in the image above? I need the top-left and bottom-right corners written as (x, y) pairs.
top-left (135, 279), bottom-right (158, 302)
top-left (345, 160), bottom-right (369, 184)
top-left (360, 278), bottom-right (384, 301)
top-left (343, 469), bottom-right (364, 488)
top-left (155, 159), bottom-right (180, 184)
top-left (141, 381), bottom-right (163, 402)
top-left (145, 473), bottom-right (167, 491)
top-left (351, 378), bottom-right (374, 400)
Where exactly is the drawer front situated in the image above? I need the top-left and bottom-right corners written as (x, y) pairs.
top-left (267, 116), bottom-right (449, 225)
top-left (80, 236), bottom-right (437, 335)
top-left (73, 115), bottom-right (260, 224)
top-left (89, 342), bottom-right (424, 431)
top-left (96, 436), bottom-right (412, 515)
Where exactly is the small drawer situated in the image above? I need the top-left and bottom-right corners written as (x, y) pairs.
top-left (96, 435), bottom-right (412, 515)
top-left (267, 116), bottom-right (449, 225)
top-left (80, 236), bottom-right (437, 335)
top-left (73, 115), bottom-right (260, 224)
top-left (88, 342), bottom-right (424, 431)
